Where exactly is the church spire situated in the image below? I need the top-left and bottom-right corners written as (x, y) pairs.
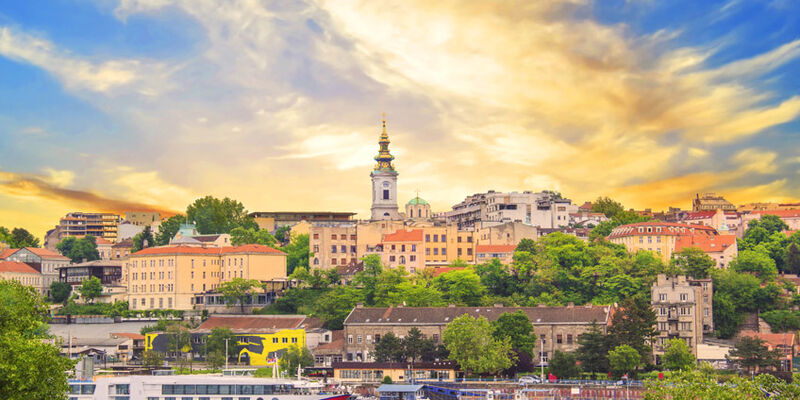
top-left (374, 113), bottom-right (396, 172)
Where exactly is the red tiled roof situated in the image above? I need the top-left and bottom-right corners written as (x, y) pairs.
top-left (94, 237), bottom-right (112, 245)
top-left (383, 229), bottom-right (423, 242)
top-left (22, 247), bottom-right (69, 260)
top-left (0, 261), bottom-right (40, 274)
top-left (0, 248), bottom-right (19, 259)
top-left (751, 210), bottom-right (800, 218)
top-left (476, 244), bottom-right (517, 253)
top-left (740, 331), bottom-right (795, 352)
top-left (111, 332), bottom-right (145, 340)
top-left (608, 222), bottom-right (716, 239)
top-left (314, 330), bottom-right (345, 352)
top-left (675, 234), bottom-right (737, 253)
top-left (194, 315), bottom-right (311, 333)
top-left (684, 211), bottom-right (739, 219)
top-left (132, 244), bottom-right (284, 256)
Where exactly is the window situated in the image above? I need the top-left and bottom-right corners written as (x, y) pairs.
top-left (541, 352), bottom-right (549, 363)
top-left (340, 234), bottom-right (347, 240)
top-left (458, 248), bottom-right (463, 256)
top-left (556, 334), bottom-right (563, 344)
top-left (313, 245), bottom-right (319, 253)
top-left (350, 234), bottom-right (356, 240)
top-left (313, 233), bottom-right (319, 240)
top-left (441, 234), bottom-right (447, 242)
top-left (410, 255), bottom-right (416, 262)
top-left (659, 294), bottom-right (667, 301)
top-left (348, 335), bottom-right (353, 344)
top-left (441, 248), bottom-right (447, 255)
top-left (383, 190), bottom-right (390, 200)
top-left (433, 234), bottom-right (438, 242)
top-left (331, 245), bottom-right (337, 253)
top-left (350, 245), bottom-right (356, 253)
top-left (433, 248), bottom-right (438, 255)
top-left (340, 245), bottom-right (346, 253)
top-left (401, 244), bottom-right (406, 252)
top-left (389, 256), bottom-right (396, 262)
top-left (357, 335), bottom-right (362, 344)
top-left (331, 258), bottom-right (337, 265)
top-left (425, 234), bottom-right (430, 242)
top-left (541, 334), bottom-right (546, 345)
top-left (282, 337), bottom-right (288, 343)
top-left (566, 334), bottom-right (573, 345)
top-left (467, 248), bottom-right (473, 256)
top-left (426, 248), bottom-right (430, 255)
top-left (467, 236), bottom-right (473, 243)
top-left (680, 293), bottom-right (687, 301)
top-left (411, 244), bottom-right (416, 252)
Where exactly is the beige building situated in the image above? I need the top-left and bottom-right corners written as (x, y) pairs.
top-left (249, 211), bottom-right (356, 232)
top-left (0, 260), bottom-right (42, 291)
top-left (381, 229), bottom-right (424, 272)
top-left (477, 221), bottom-right (539, 246)
top-left (693, 193), bottom-right (736, 212)
top-left (674, 234), bottom-right (738, 269)
top-left (476, 244), bottom-right (517, 265)
top-left (96, 237), bottom-right (113, 260)
top-left (447, 191), bottom-right (578, 230)
top-left (651, 275), bottom-right (711, 361)
top-left (124, 211), bottom-right (161, 226)
top-left (608, 222), bottom-right (719, 262)
top-left (126, 244), bottom-right (286, 311)
top-left (334, 361), bottom-right (458, 383)
top-left (56, 212), bottom-right (121, 242)
top-left (743, 209), bottom-right (800, 231)
top-left (342, 304), bottom-right (612, 365)
top-left (3, 247), bottom-right (70, 296)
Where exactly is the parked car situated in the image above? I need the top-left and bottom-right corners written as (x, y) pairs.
top-left (518, 375), bottom-right (543, 384)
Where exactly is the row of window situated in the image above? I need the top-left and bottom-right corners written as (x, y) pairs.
top-left (315, 233), bottom-right (357, 241)
top-left (330, 245), bottom-right (357, 254)
top-left (347, 333), bottom-right (440, 345)
top-left (130, 297), bottom-right (174, 309)
top-left (162, 384), bottom-right (291, 395)
top-left (131, 257), bottom-right (247, 268)
top-left (388, 255), bottom-right (416, 263)
top-left (539, 333), bottom-right (575, 346)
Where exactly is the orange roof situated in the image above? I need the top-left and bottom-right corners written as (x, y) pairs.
top-left (675, 234), bottom-right (737, 254)
top-left (476, 244), bottom-right (518, 253)
top-left (132, 244), bottom-right (284, 256)
top-left (608, 222), bottom-right (716, 239)
top-left (0, 261), bottom-right (40, 274)
top-left (383, 229), bottom-right (424, 242)
top-left (111, 332), bottom-right (145, 340)
top-left (751, 210), bottom-right (800, 218)
top-left (94, 237), bottom-right (112, 245)
top-left (784, 230), bottom-right (797, 237)
top-left (0, 248), bottom-right (19, 259)
top-left (740, 331), bottom-right (795, 352)
top-left (22, 247), bottom-right (69, 260)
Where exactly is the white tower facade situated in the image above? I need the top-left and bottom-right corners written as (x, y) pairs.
top-left (370, 118), bottom-right (401, 220)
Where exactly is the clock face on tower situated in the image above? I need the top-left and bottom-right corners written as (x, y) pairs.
top-left (382, 181), bottom-right (390, 188)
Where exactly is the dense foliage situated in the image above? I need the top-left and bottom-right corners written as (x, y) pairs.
top-left (645, 371), bottom-right (800, 400)
top-left (186, 196), bottom-right (258, 234)
top-left (131, 226), bottom-right (155, 252)
top-left (57, 235), bottom-right (100, 263)
top-left (0, 226), bottom-right (40, 248)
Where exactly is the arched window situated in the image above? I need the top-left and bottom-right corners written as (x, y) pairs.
top-left (400, 256), bottom-right (406, 264)
top-left (418, 209), bottom-right (421, 218)
top-left (313, 258), bottom-right (319, 265)
top-left (384, 212), bottom-right (390, 217)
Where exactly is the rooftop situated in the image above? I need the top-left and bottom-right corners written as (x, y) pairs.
top-left (383, 229), bottom-right (424, 242)
top-left (476, 244), bottom-right (517, 253)
top-left (345, 305), bottom-right (612, 326)
top-left (20, 247), bottom-right (69, 260)
top-left (675, 234), bottom-right (737, 253)
top-left (194, 314), bottom-right (323, 333)
top-left (0, 261), bottom-right (40, 274)
top-left (750, 210), bottom-right (800, 218)
top-left (131, 244), bottom-right (285, 256)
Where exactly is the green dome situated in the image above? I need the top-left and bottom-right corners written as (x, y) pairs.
top-left (406, 197), bottom-right (429, 206)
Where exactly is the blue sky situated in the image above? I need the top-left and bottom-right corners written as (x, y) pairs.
top-left (0, 0), bottom-right (799, 237)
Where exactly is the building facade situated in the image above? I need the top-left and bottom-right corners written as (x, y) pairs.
top-left (651, 275), bottom-right (710, 361)
top-left (126, 244), bottom-right (286, 310)
top-left (3, 247), bottom-right (69, 295)
top-left (674, 234), bottom-right (738, 269)
top-left (124, 211), bottom-right (161, 226)
top-left (249, 211), bottom-right (356, 232)
top-left (475, 244), bottom-right (517, 265)
top-left (608, 222), bottom-right (719, 262)
top-left (371, 119), bottom-right (400, 221)
top-left (381, 229), bottom-right (424, 272)
top-left (0, 261), bottom-right (42, 292)
top-left (692, 193), bottom-right (736, 212)
top-left (447, 191), bottom-right (578, 230)
top-left (56, 212), bottom-right (121, 242)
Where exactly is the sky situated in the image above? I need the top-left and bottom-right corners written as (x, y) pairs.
top-left (1, 0), bottom-right (800, 239)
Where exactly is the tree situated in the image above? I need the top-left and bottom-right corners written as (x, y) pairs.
top-left (155, 214), bottom-right (185, 245)
top-left (312, 286), bottom-right (363, 330)
top-left (206, 350), bottom-right (226, 370)
top-left (748, 215), bottom-right (789, 235)
top-left (761, 310), bottom-right (800, 332)
top-left (285, 234), bottom-right (310, 275)
top-left (279, 344), bottom-right (313, 374)
top-left (730, 249), bottom-right (778, 282)
top-left (0, 280), bottom-right (74, 400)
top-left (142, 350), bottom-right (165, 367)
top-left (372, 332), bottom-right (405, 362)
top-left (78, 276), bottom-right (103, 303)
top-left (515, 238), bottom-right (536, 254)
top-left (591, 197), bottom-right (625, 218)
top-left (50, 281), bottom-right (72, 304)
top-left (663, 338), bottom-right (695, 371)
top-left (7, 227), bottom-right (40, 248)
top-left (548, 350), bottom-right (580, 379)
top-left (476, 258), bottom-right (515, 297)
top-left (57, 236), bottom-right (100, 263)
top-left (608, 295), bottom-right (657, 364)
top-left (490, 311), bottom-right (537, 357)
top-left (403, 327), bottom-right (436, 362)
top-left (442, 314), bottom-right (514, 374)
top-left (645, 370), bottom-right (800, 399)
top-left (433, 269), bottom-right (486, 306)
top-left (608, 344), bottom-right (640, 378)
top-left (575, 323), bottom-right (610, 375)
top-left (230, 227), bottom-right (277, 247)
top-left (671, 247), bottom-right (715, 279)
top-left (131, 226), bottom-right (155, 252)
top-left (186, 196), bottom-right (257, 234)
top-left (784, 243), bottom-right (800, 275)
top-left (218, 278), bottom-right (261, 314)
top-left (727, 336), bottom-right (782, 375)
top-left (0, 226), bottom-right (10, 244)
top-left (274, 225), bottom-right (292, 245)
top-left (167, 323), bottom-right (192, 368)
top-left (206, 327), bottom-right (237, 359)
top-left (355, 254), bottom-right (383, 305)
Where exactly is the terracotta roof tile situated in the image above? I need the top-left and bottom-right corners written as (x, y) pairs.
top-left (0, 261), bottom-right (41, 274)
top-left (132, 244), bottom-right (284, 256)
top-left (608, 222), bottom-right (716, 239)
top-left (0, 248), bottom-right (19, 259)
top-left (111, 332), bottom-right (145, 340)
top-left (345, 305), bottom-right (612, 325)
top-left (383, 229), bottom-right (424, 242)
top-left (476, 245), bottom-right (517, 253)
top-left (22, 247), bottom-right (69, 260)
top-left (675, 234), bottom-right (737, 253)
top-left (751, 210), bottom-right (800, 218)
top-left (94, 237), bottom-right (112, 245)
top-left (739, 330), bottom-right (795, 351)
top-left (426, 266), bottom-right (466, 277)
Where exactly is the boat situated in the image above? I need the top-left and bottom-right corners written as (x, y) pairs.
top-left (66, 375), bottom-right (351, 400)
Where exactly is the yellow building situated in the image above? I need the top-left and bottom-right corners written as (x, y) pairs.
top-left (608, 222), bottom-right (718, 261)
top-left (127, 244), bottom-right (286, 311)
top-left (334, 361), bottom-right (458, 383)
top-left (422, 225), bottom-right (476, 266)
top-left (0, 261), bottom-right (42, 291)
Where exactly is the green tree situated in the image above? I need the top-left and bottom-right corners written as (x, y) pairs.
top-left (206, 327), bottom-right (237, 359)
top-left (663, 338), bottom-right (695, 371)
top-left (57, 236), bottom-right (100, 263)
top-left (671, 247), bottom-right (715, 279)
top-left (515, 238), bottom-right (536, 254)
top-left (0, 226), bottom-right (10, 244)
top-left (608, 295), bottom-right (657, 364)
top-left (7, 227), bottom-right (40, 248)
top-left (167, 323), bottom-right (192, 368)
top-left (475, 258), bottom-right (515, 297)
top-left (284, 234), bottom-right (310, 275)
top-left (142, 350), bottom-right (165, 367)
top-left (50, 281), bottom-right (71, 304)
top-left (490, 311), bottom-right (537, 357)
top-left (372, 332), bottom-right (405, 362)
top-left (730, 249), bottom-right (778, 282)
top-left (608, 344), bottom-right (641, 378)
top-left (0, 280), bottom-right (74, 400)
top-left (548, 350), bottom-right (581, 379)
top-left (784, 242), bottom-right (800, 275)
top-left (591, 197), bottom-right (625, 218)
top-left (78, 276), bottom-right (103, 303)
top-left (761, 309), bottom-right (800, 332)
top-left (355, 254), bottom-right (383, 305)
top-left (155, 215), bottom-right (185, 245)
top-left (385, 282), bottom-right (446, 307)
top-left (230, 227), bottom-right (277, 247)
top-left (274, 225), bottom-right (292, 245)
top-left (131, 226), bottom-right (155, 252)
top-left (218, 278), bottom-right (261, 314)
top-left (575, 323), bottom-right (610, 374)
top-left (403, 327), bottom-right (436, 362)
top-left (442, 314), bottom-right (514, 374)
top-left (727, 336), bottom-right (782, 375)
top-left (433, 269), bottom-right (486, 306)
top-left (312, 286), bottom-right (363, 330)
top-left (645, 370), bottom-right (800, 399)
top-left (748, 215), bottom-right (789, 235)
top-left (279, 344), bottom-right (313, 374)
top-left (186, 196), bottom-right (257, 234)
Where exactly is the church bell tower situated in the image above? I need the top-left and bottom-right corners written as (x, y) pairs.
top-left (370, 115), bottom-right (400, 220)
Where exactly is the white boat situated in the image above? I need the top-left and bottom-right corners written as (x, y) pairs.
top-left (67, 375), bottom-right (351, 400)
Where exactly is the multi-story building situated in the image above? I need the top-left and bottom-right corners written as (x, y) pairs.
top-left (310, 223), bottom-right (359, 270)
top-left (124, 211), bottom-right (161, 226)
top-left (742, 210), bottom-right (800, 231)
top-left (475, 244), bottom-right (517, 264)
top-left (568, 211), bottom-right (608, 227)
top-left (342, 304), bottom-right (612, 364)
top-left (249, 211), bottom-right (356, 232)
top-left (126, 244), bottom-right (286, 310)
top-left (111, 238), bottom-right (133, 260)
top-left (0, 261), bottom-right (42, 292)
top-left (675, 234), bottom-right (738, 269)
top-left (692, 193), bottom-right (736, 212)
top-left (477, 221), bottom-right (538, 246)
top-left (651, 275), bottom-right (710, 361)
top-left (381, 229), bottom-right (424, 272)
top-left (447, 191), bottom-right (578, 229)
top-left (607, 222), bottom-right (719, 262)
top-left (681, 209), bottom-right (743, 237)
top-left (56, 212), bottom-right (121, 242)
top-left (95, 237), bottom-right (113, 260)
top-left (58, 260), bottom-right (126, 303)
top-left (3, 247), bottom-right (70, 296)
top-left (422, 225), bottom-right (476, 266)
